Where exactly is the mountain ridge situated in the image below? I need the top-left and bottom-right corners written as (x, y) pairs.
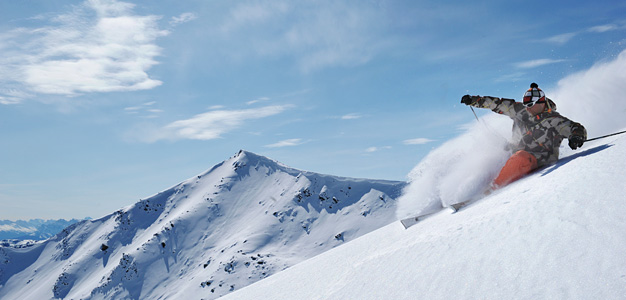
top-left (0, 150), bottom-right (406, 299)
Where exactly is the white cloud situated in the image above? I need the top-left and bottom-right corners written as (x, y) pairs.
top-left (587, 24), bottom-right (618, 33)
top-left (247, 97), bottom-right (270, 105)
top-left (170, 12), bottom-right (197, 26)
top-left (365, 146), bottom-right (392, 153)
top-left (514, 59), bottom-right (566, 69)
top-left (542, 23), bottom-right (624, 46)
top-left (0, 89), bottom-right (31, 105)
top-left (124, 101), bottom-right (161, 117)
top-left (151, 105), bottom-right (289, 141)
top-left (264, 138), bottom-right (304, 148)
top-left (543, 32), bottom-right (577, 45)
top-left (0, 0), bottom-right (168, 103)
top-left (341, 113), bottom-right (363, 120)
top-left (403, 138), bottom-right (434, 145)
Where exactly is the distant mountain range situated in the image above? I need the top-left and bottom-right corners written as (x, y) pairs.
top-left (0, 219), bottom-right (84, 241)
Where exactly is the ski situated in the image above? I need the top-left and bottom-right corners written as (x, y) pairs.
top-left (449, 187), bottom-right (496, 213)
top-left (401, 190), bottom-right (494, 229)
top-left (400, 208), bottom-right (452, 229)
top-left (401, 200), bottom-right (476, 229)
top-left (450, 201), bottom-right (469, 212)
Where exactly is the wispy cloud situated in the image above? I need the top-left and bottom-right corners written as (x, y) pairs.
top-left (340, 113), bottom-right (363, 120)
top-left (0, 89), bottom-right (31, 105)
top-left (543, 23), bottom-right (624, 45)
top-left (247, 97), bottom-right (270, 105)
top-left (365, 146), bottom-right (392, 153)
top-left (403, 138), bottom-right (434, 145)
top-left (0, 0), bottom-right (168, 103)
top-left (124, 101), bottom-right (162, 118)
top-left (219, 2), bottom-right (289, 34)
top-left (514, 58), bottom-right (566, 69)
top-left (494, 72), bottom-right (526, 83)
top-left (170, 12), bottom-right (197, 26)
top-left (215, 1), bottom-right (390, 72)
top-left (146, 105), bottom-right (289, 142)
top-left (264, 138), bottom-right (305, 148)
top-left (587, 24), bottom-right (619, 33)
top-left (543, 32), bottom-right (577, 45)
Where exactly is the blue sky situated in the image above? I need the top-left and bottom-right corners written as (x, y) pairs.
top-left (1, 0), bottom-right (625, 220)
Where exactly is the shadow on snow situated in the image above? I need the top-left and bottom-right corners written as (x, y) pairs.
top-left (541, 144), bottom-right (613, 176)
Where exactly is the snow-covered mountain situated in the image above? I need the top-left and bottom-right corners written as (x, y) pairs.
top-left (0, 150), bottom-right (405, 300)
top-left (223, 135), bottom-right (626, 300)
top-left (0, 219), bottom-right (83, 241)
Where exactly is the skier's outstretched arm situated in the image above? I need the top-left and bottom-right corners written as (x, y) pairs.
top-left (460, 95), bottom-right (528, 120)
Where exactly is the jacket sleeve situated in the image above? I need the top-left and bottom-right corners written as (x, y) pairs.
top-left (468, 96), bottom-right (532, 122)
top-left (554, 118), bottom-right (587, 140)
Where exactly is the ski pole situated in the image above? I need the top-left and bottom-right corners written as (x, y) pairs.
top-left (586, 129), bottom-right (626, 142)
top-left (470, 106), bottom-right (480, 121)
top-left (468, 107), bottom-right (508, 144)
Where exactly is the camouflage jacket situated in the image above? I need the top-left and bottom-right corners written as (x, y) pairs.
top-left (470, 96), bottom-right (587, 167)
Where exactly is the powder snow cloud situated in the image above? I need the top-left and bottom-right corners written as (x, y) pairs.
top-left (551, 48), bottom-right (626, 138)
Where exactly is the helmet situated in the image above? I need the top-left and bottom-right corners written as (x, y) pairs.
top-left (523, 82), bottom-right (546, 107)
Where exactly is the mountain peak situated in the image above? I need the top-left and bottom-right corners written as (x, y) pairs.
top-left (0, 150), bottom-right (406, 300)
top-left (227, 149), bottom-right (294, 175)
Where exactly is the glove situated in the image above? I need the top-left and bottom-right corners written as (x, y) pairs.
top-left (461, 95), bottom-right (472, 105)
top-left (461, 95), bottom-right (479, 105)
top-left (568, 134), bottom-right (585, 150)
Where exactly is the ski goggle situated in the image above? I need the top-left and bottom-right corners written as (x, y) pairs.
top-left (524, 99), bottom-right (546, 107)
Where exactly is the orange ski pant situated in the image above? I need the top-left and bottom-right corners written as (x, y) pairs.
top-left (493, 150), bottom-right (538, 188)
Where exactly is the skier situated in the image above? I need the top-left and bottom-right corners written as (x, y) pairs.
top-left (461, 83), bottom-right (587, 189)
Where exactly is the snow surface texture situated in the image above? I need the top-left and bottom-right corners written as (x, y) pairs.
top-left (224, 134), bottom-right (626, 300)
top-left (0, 150), bottom-right (404, 300)
top-left (397, 48), bottom-right (626, 220)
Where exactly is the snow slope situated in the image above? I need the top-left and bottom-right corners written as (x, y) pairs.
top-left (0, 150), bottom-right (405, 300)
top-left (224, 135), bottom-right (626, 299)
